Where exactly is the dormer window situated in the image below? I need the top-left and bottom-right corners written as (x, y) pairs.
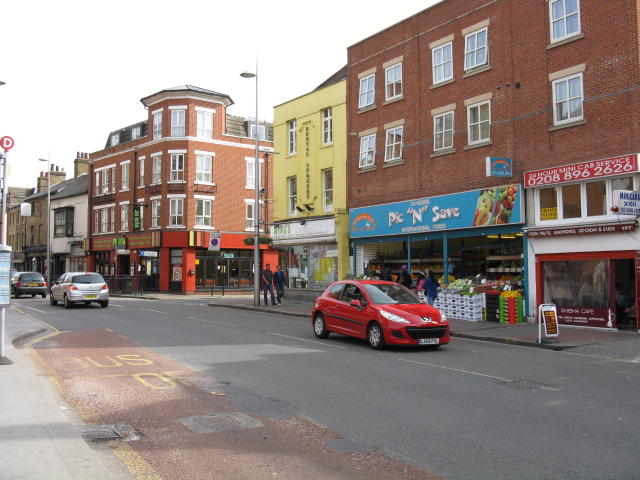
top-left (249, 121), bottom-right (266, 140)
top-left (110, 133), bottom-right (120, 147)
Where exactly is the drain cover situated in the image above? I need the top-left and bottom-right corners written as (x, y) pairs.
top-left (82, 429), bottom-right (123, 443)
top-left (178, 412), bottom-right (264, 433)
top-left (498, 380), bottom-right (544, 389)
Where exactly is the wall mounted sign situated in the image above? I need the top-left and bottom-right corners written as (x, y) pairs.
top-left (526, 223), bottom-right (635, 238)
top-left (524, 154), bottom-right (638, 187)
top-left (486, 157), bottom-right (512, 177)
top-left (612, 190), bottom-right (640, 215)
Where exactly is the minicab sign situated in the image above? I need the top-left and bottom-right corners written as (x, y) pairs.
top-left (524, 154), bottom-right (638, 187)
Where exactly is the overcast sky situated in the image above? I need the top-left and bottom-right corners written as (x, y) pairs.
top-left (1, 0), bottom-right (440, 189)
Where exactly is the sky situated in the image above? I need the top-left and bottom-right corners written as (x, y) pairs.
top-left (0, 0), bottom-right (441, 190)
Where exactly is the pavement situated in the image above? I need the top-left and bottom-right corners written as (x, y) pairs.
top-left (1, 292), bottom-right (639, 479)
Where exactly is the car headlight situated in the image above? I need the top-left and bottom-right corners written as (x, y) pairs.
top-left (439, 311), bottom-right (447, 323)
top-left (380, 310), bottom-right (411, 324)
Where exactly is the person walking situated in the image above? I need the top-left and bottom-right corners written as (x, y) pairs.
top-left (422, 270), bottom-right (440, 306)
top-left (261, 263), bottom-right (276, 306)
top-left (273, 265), bottom-right (287, 305)
top-left (396, 265), bottom-right (413, 290)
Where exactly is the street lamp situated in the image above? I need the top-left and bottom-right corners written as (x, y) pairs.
top-left (38, 158), bottom-right (51, 290)
top-left (241, 66), bottom-right (261, 306)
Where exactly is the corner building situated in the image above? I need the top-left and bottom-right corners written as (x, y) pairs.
top-left (88, 85), bottom-right (275, 293)
top-left (347, 0), bottom-right (640, 328)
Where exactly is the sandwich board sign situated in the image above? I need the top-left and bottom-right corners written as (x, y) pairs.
top-left (538, 303), bottom-right (559, 344)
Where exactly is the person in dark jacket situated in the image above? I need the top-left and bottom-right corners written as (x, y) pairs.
top-left (422, 270), bottom-right (440, 306)
top-left (261, 264), bottom-right (276, 306)
top-left (396, 265), bottom-right (413, 290)
top-left (273, 265), bottom-right (287, 305)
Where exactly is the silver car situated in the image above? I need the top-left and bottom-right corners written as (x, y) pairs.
top-left (50, 272), bottom-right (109, 309)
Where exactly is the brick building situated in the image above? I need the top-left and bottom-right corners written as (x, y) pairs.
top-left (346, 0), bottom-right (640, 327)
top-left (88, 85), bottom-right (275, 293)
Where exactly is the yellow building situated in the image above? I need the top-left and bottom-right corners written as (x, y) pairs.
top-left (271, 67), bottom-right (349, 292)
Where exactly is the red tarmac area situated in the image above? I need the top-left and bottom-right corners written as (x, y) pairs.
top-left (31, 329), bottom-right (444, 480)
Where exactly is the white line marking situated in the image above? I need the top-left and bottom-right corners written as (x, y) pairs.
top-left (399, 358), bottom-right (510, 381)
top-left (139, 308), bottom-right (171, 315)
top-left (187, 316), bottom-right (236, 326)
top-left (109, 304), bottom-right (125, 307)
top-left (268, 332), bottom-right (347, 349)
top-left (26, 306), bottom-right (46, 313)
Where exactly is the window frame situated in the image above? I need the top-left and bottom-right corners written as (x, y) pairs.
top-left (196, 154), bottom-right (213, 183)
top-left (121, 162), bottom-right (130, 191)
top-left (464, 27), bottom-right (488, 71)
top-left (169, 198), bottom-right (184, 226)
top-left (434, 111), bottom-right (455, 151)
top-left (359, 134), bottom-right (376, 168)
top-left (384, 126), bottom-right (403, 162)
top-left (152, 155), bottom-right (162, 184)
top-left (171, 109), bottom-right (185, 137)
top-left (322, 108), bottom-right (333, 145)
top-left (323, 168), bottom-right (333, 213)
top-left (195, 199), bottom-right (212, 227)
top-left (385, 63), bottom-right (402, 101)
top-left (550, 0), bottom-right (581, 43)
top-left (151, 199), bottom-right (161, 228)
top-left (359, 74), bottom-right (375, 109)
top-left (153, 112), bottom-right (162, 140)
top-left (245, 202), bottom-right (255, 230)
top-left (552, 73), bottom-right (583, 126)
top-left (196, 110), bottom-right (213, 139)
top-left (288, 120), bottom-right (297, 155)
top-left (53, 208), bottom-right (74, 238)
top-left (467, 100), bottom-right (491, 145)
top-left (120, 205), bottom-right (129, 231)
top-left (432, 42), bottom-right (453, 84)
top-left (250, 122), bottom-right (266, 140)
top-left (139, 157), bottom-right (145, 187)
top-left (288, 176), bottom-right (298, 217)
top-left (170, 153), bottom-right (185, 182)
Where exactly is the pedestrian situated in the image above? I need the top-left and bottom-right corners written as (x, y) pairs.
top-left (415, 272), bottom-right (426, 295)
top-left (261, 263), bottom-right (276, 306)
top-left (273, 265), bottom-right (287, 305)
top-left (396, 265), bottom-right (413, 290)
top-left (422, 270), bottom-right (440, 306)
top-left (381, 267), bottom-right (393, 281)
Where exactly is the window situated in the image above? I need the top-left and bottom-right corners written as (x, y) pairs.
top-left (197, 110), bottom-right (213, 139)
top-left (170, 153), bottom-right (184, 181)
top-left (553, 73), bottom-right (583, 125)
top-left (30, 225), bottom-right (35, 245)
top-left (171, 109), bottom-right (185, 136)
top-left (196, 155), bottom-right (212, 183)
top-left (151, 200), bottom-right (161, 228)
top-left (288, 120), bottom-right (297, 155)
top-left (359, 134), bottom-right (376, 168)
top-left (137, 198), bottom-right (145, 231)
top-left (94, 210), bottom-right (99, 234)
top-left (121, 205), bottom-right (129, 231)
top-left (550, 0), bottom-right (580, 42)
top-left (467, 101), bottom-right (491, 144)
top-left (101, 208), bottom-right (109, 233)
top-left (153, 111), bottom-right (162, 140)
top-left (288, 177), bottom-right (298, 216)
top-left (195, 199), bottom-right (212, 227)
top-left (250, 122), bottom-right (266, 140)
top-left (434, 111), bottom-right (454, 151)
top-left (139, 157), bottom-right (145, 187)
top-left (110, 206), bottom-right (115, 232)
top-left (152, 155), bottom-right (162, 184)
top-left (385, 63), bottom-right (402, 100)
top-left (323, 169), bottom-right (333, 213)
top-left (111, 167), bottom-right (116, 193)
top-left (322, 108), bottom-right (332, 145)
top-left (95, 172), bottom-right (100, 195)
top-left (246, 158), bottom-right (256, 188)
top-left (385, 126), bottom-right (403, 161)
top-left (131, 126), bottom-right (141, 140)
top-left (432, 42), bottom-right (453, 84)
top-left (54, 208), bottom-right (74, 237)
top-left (537, 175), bottom-right (634, 222)
top-left (246, 202), bottom-right (255, 229)
top-left (465, 28), bottom-right (488, 70)
top-left (110, 133), bottom-right (119, 147)
top-left (359, 74), bottom-right (375, 108)
top-left (101, 169), bottom-right (109, 194)
top-left (121, 163), bottom-right (130, 190)
top-left (169, 198), bottom-right (184, 226)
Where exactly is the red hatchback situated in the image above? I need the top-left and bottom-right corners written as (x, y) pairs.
top-left (311, 280), bottom-right (450, 350)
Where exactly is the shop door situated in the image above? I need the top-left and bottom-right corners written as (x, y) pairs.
top-left (142, 258), bottom-right (159, 291)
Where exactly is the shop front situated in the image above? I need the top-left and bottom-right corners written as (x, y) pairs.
top-left (350, 184), bottom-right (526, 303)
top-left (270, 218), bottom-right (342, 292)
top-left (524, 154), bottom-right (640, 331)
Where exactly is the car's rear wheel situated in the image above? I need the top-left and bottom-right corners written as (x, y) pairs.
top-left (367, 322), bottom-right (386, 350)
top-left (64, 295), bottom-right (73, 309)
top-left (41, 293), bottom-right (46, 298)
top-left (313, 313), bottom-right (330, 338)
top-left (49, 294), bottom-right (57, 306)
top-left (31, 294), bottom-right (35, 297)
top-left (13, 291), bottom-right (19, 299)
top-left (99, 300), bottom-right (109, 308)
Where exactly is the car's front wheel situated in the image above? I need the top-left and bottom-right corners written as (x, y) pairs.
top-left (367, 322), bottom-right (386, 350)
top-left (313, 313), bottom-right (330, 339)
top-left (63, 295), bottom-right (73, 309)
top-left (49, 294), bottom-right (57, 306)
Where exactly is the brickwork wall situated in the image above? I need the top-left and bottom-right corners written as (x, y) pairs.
top-left (347, 0), bottom-right (640, 209)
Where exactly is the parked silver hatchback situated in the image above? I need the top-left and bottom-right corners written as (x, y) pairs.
top-left (50, 272), bottom-right (109, 309)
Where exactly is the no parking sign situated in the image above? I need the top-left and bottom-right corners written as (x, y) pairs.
top-left (208, 232), bottom-right (221, 251)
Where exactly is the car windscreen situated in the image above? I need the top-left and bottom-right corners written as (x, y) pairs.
top-left (71, 275), bottom-right (105, 284)
top-left (19, 273), bottom-right (44, 282)
top-left (364, 283), bottom-right (422, 305)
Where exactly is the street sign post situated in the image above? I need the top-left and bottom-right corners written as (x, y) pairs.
top-left (1, 136), bottom-right (14, 151)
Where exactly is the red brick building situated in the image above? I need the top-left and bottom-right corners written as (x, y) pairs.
top-left (88, 85), bottom-right (275, 293)
top-left (347, 0), bottom-right (640, 327)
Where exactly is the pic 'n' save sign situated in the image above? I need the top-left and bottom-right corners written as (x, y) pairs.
top-left (1, 136), bottom-right (14, 150)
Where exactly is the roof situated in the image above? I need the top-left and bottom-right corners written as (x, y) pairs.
top-left (140, 85), bottom-right (234, 108)
top-left (50, 174), bottom-right (88, 200)
top-left (226, 115), bottom-right (274, 142)
top-left (314, 65), bottom-right (348, 91)
top-left (105, 121), bottom-right (147, 149)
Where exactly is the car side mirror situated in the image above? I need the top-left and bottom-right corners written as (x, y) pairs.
top-left (350, 299), bottom-right (363, 309)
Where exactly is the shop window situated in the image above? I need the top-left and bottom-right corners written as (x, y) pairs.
top-left (543, 259), bottom-right (609, 309)
top-left (562, 184), bottom-right (581, 219)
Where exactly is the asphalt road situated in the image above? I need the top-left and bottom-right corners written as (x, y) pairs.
top-left (18, 295), bottom-right (640, 480)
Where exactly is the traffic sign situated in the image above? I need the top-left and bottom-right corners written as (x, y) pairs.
top-left (0, 136), bottom-right (14, 150)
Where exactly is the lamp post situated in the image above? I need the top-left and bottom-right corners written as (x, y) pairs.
top-left (241, 65), bottom-right (261, 306)
top-left (38, 158), bottom-right (51, 290)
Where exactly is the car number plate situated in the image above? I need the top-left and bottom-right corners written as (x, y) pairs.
top-left (418, 338), bottom-right (439, 345)
top-left (84, 295), bottom-right (98, 299)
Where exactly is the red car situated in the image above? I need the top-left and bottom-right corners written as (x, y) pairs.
top-left (311, 280), bottom-right (450, 350)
